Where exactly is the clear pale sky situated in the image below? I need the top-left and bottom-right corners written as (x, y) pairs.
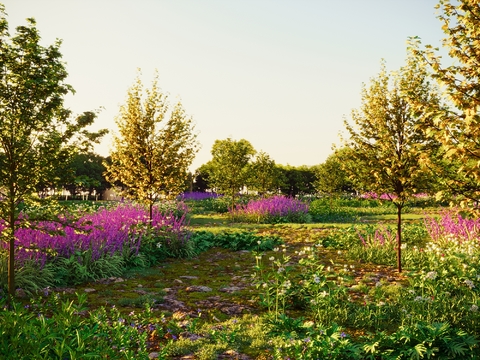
top-left (5, 1), bottom-right (446, 171)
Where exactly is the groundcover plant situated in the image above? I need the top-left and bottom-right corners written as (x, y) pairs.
top-left (250, 209), bottom-right (480, 359)
top-left (1, 199), bottom-right (480, 359)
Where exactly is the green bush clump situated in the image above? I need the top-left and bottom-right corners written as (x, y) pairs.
top-left (190, 230), bottom-right (283, 252)
top-left (308, 197), bottom-right (397, 223)
top-left (0, 293), bottom-right (152, 359)
top-left (195, 197), bottom-right (231, 214)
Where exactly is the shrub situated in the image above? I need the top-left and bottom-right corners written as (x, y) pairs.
top-left (0, 202), bottom-right (192, 291)
top-left (308, 197), bottom-right (398, 223)
top-left (230, 196), bottom-right (310, 224)
top-left (0, 293), bottom-right (151, 358)
top-left (189, 230), bottom-right (283, 252)
top-left (178, 191), bottom-right (220, 201)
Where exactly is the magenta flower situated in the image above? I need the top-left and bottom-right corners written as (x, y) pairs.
top-left (0, 202), bottom-right (190, 268)
top-left (230, 196), bottom-right (309, 223)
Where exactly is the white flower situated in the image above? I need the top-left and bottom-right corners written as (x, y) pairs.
top-left (269, 256), bottom-right (275, 261)
top-left (313, 275), bottom-right (320, 284)
top-left (425, 271), bottom-right (437, 280)
top-left (375, 281), bottom-right (382, 287)
top-left (273, 247), bottom-right (279, 252)
top-left (156, 243), bottom-right (162, 248)
top-left (277, 267), bottom-right (285, 273)
top-left (470, 304), bottom-right (478, 312)
top-left (465, 279), bottom-right (475, 289)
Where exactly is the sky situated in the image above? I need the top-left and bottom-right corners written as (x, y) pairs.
top-left (5, 0), bottom-right (447, 171)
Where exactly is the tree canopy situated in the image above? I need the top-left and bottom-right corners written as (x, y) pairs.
top-left (0, 7), bottom-right (106, 298)
top-left (208, 138), bottom-right (256, 208)
top-left (105, 71), bottom-right (198, 219)
top-left (277, 165), bottom-right (317, 197)
top-left (314, 147), bottom-right (355, 197)
top-left (410, 0), bottom-right (480, 211)
top-left (248, 151), bottom-right (281, 196)
top-left (343, 56), bottom-right (441, 272)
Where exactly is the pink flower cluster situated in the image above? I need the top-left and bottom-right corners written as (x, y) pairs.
top-left (357, 226), bottom-right (396, 247)
top-left (231, 195), bottom-right (308, 222)
top-left (360, 192), bottom-right (398, 200)
top-left (424, 210), bottom-right (480, 244)
top-left (0, 203), bottom-right (189, 268)
top-left (178, 192), bottom-right (220, 201)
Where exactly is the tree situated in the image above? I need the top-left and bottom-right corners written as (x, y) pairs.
top-left (248, 151), bottom-right (280, 196)
top-left (193, 162), bottom-right (214, 192)
top-left (0, 8), bottom-right (106, 299)
top-left (343, 58), bottom-right (441, 272)
top-left (314, 148), bottom-right (355, 199)
top-left (208, 138), bottom-right (256, 208)
top-left (105, 71), bottom-right (198, 220)
top-left (277, 165), bottom-right (317, 197)
top-left (64, 152), bottom-right (108, 200)
top-left (410, 0), bottom-right (480, 210)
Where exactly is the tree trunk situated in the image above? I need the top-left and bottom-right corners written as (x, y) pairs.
top-left (8, 199), bottom-right (16, 302)
top-left (396, 204), bottom-right (402, 273)
top-left (149, 201), bottom-right (153, 223)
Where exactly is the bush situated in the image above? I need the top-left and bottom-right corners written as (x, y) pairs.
top-left (308, 197), bottom-right (397, 223)
top-left (230, 196), bottom-right (310, 224)
top-left (189, 230), bottom-right (283, 252)
top-left (0, 293), bottom-right (151, 358)
top-left (0, 202), bottom-right (193, 292)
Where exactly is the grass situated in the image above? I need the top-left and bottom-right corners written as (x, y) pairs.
top-left (3, 198), bottom-right (479, 358)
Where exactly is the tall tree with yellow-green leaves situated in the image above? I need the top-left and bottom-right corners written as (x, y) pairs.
top-left (409, 0), bottom-right (480, 211)
top-left (105, 72), bottom-right (198, 220)
top-left (343, 56), bottom-right (442, 272)
top-left (0, 7), bottom-right (107, 300)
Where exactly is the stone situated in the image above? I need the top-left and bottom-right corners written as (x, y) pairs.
top-left (219, 286), bottom-right (242, 293)
top-left (220, 305), bottom-right (245, 315)
top-left (84, 288), bottom-right (96, 293)
top-left (114, 277), bottom-right (125, 283)
top-left (15, 288), bottom-right (27, 298)
top-left (185, 285), bottom-right (212, 293)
